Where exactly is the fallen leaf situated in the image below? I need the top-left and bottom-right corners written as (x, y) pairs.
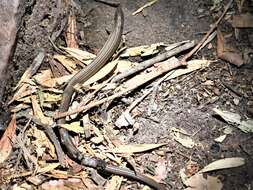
top-left (33, 69), bottom-right (54, 87)
top-left (109, 143), bottom-right (166, 154)
top-left (213, 108), bottom-right (253, 133)
top-left (231, 13), bottom-right (253, 28)
top-left (43, 92), bottom-right (62, 103)
top-left (223, 126), bottom-right (233, 134)
top-left (38, 163), bottom-right (60, 173)
top-left (123, 57), bottom-right (180, 89)
top-left (61, 47), bottom-right (96, 63)
top-left (214, 135), bottom-right (227, 143)
top-left (164, 59), bottom-right (210, 82)
top-left (171, 128), bottom-right (195, 148)
top-left (115, 111), bottom-right (135, 128)
top-left (61, 121), bottom-right (84, 133)
top-left (33, 69), bottom-right (73, 88)
top-left (120, 43), bottom-right (164, 57)
top-left (0, 115), bottom-right (16, 163)
top-left (105, 175), bottom-right (123, 190)
top-left (185, 173), bottom-right (223, 190)
top-left (31, 95), bottom-right (53, 125)
top-left (9, 83), bottom-right (37, 104)
top-left (54, 55), bottom-right (78, 72)
top-left (28, 126), bottom-right (55, 158)
top-left (82, 59), bottom-right (118, 86)
top-left (115, 60), bottom-right (136, 73)
top-left (54, 74), bottom-right (74, 86)
top-left (199, 157), bottom-right (245, 173)
top-left (49, 170), bottom-right (69, 179)
top-left (217, 30), bottom-right (244, 66)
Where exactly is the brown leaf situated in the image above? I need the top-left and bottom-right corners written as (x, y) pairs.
top-left (217, 30), bottom-right (244, 66)
top-left (9, 83), bottom-right (37, 104)
top-left (31, 95), bottom-right (53, 125)
top-left (0, 115), bottom-right (16, 163)
top-left (185, 173), bottom-right (223, 190)
top-left (231, 13), bottom-right (253, 28)
top-left (53, 55), bottom-right (78, 73)
top-left (49, 59), bottom-right (69, 78)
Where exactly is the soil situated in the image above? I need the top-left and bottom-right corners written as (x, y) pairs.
top-left (0, 0), bottom-right (253, 189)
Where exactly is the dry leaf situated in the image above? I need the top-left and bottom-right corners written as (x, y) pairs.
top-left (33, 70), bottom-right (55, 87)
top-left (217, 30), bottom-right (244, 67)
top-left (61, 47), bottom-right (96, 63)
top-left (54, 74), bottom-right (74, 86)
top-left (171, 128), bottom-right (195, 148)
top-left (120, 43), bottom-right (164, 57)
top-left (213, 108), bottom-right (253, 133)
top-left (28, 126), bottom-right (55, 158)
top-left (185, 173), bottom-right (223, 190)
top-left (214, 135), bottom-right (227, 143)
top-left (54, 55), bottom-right (78, 72)
top-left (106, 176), bottom-right (123, 190)
top-left (0, 115), bottom-right (16, 163)
top-left (231, 13), bottom-right (253, 28)
top-left (61, 121), bottom-right (84, 133)
top-left (115, 111), bottom-right (135, 128)
top-left (82, 59), bottom-right (118, 86)
top-left (199, 157), bottom-right (245, 173)
top-left (49, 170), bottom-right (69, 179)
top-left (34, 69), bottom-right (73, 88)
top-left (115, 60), bottom-right (136, 73)
top-left (38, 163), bottom-right (60, 173)
top-left (41, 178), bottom-right (85, 190)
top-left (109, 143), bottom-right (166, 153)
top-left (43, 92), bottom-right (62, 103)
top-left (31, 95), bottom-right (53, 125)
top-left (9, 83), bottom-right (37, 104)
top-left (164, 60), bottom-right (210, 82)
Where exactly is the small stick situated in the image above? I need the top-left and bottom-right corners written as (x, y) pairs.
top-left (181, 0), bottom-right (233, 63)
top-left (111, 41), bottom-right (195, 82)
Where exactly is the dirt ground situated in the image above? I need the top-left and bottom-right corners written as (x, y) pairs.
top-left (0, 0), bottom-right (253, 189)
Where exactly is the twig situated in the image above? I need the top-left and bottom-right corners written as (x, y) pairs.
top-left (181, 0), bottom-right (234, 63)
top-left (147, 70), bottom-right (176, 115)
top-left (111, 40), bottom-right (195, 83)
top-left (132, 0), bottom-right (158, 15)
top-left (14, 118), bottom-right (32, 170)
top-left (16, 112), bottom-right (65, 165)
top-left (127, 88), bottom-right (152, 113)
top-left (54, 57), bottom-right (181, 119)
top-left (198, 30), bottom-right (217, 52)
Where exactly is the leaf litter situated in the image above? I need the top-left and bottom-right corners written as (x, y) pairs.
top-left (3, 0), bottom-right (251, 189)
